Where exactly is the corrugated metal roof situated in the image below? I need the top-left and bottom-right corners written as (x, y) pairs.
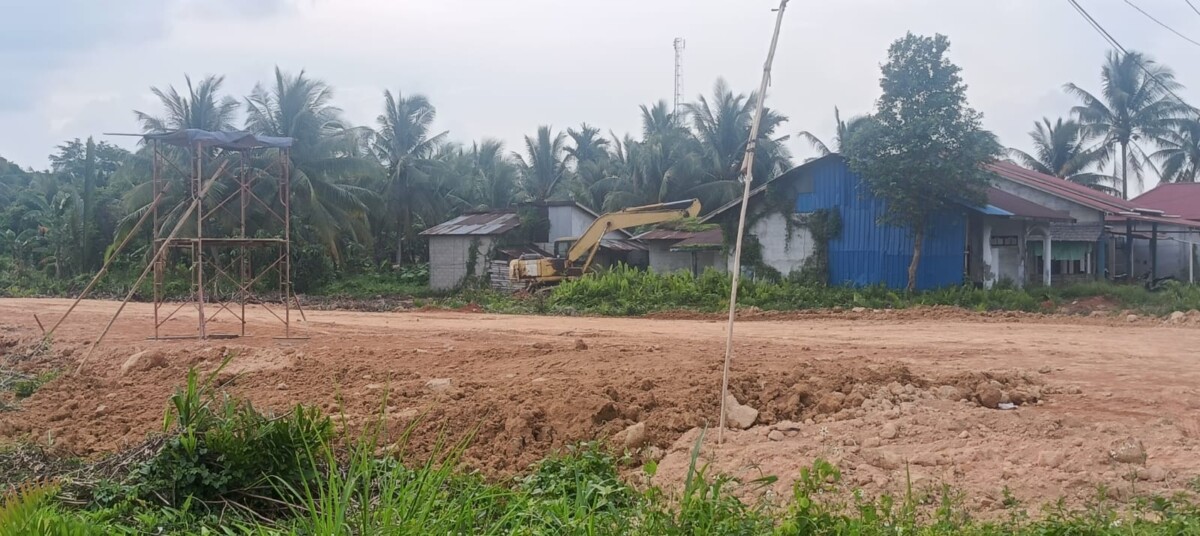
top-left (1105, 213), bottom-right (1200, 230)
top-left (670, 228), bottom-right (724, 250)
top-left (987, 161), bottom-right (1137, 214)
top-left (1132, 183), bottom-right (1200, 220)
top-left (495, 244), bottom-right (552, 259)
top-left (635, 229), bottom-right (702, 241)
top-left (419, 211), bottom-right (521, 236)
top-left (702, 154), bottom-right (844, 221)
top-left (985, 187), bottom-right (1073, 221)
top-left (600, 239), bottom-right (648, 252)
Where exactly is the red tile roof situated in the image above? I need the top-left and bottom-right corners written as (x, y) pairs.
top-left (985, 187), bottom-right (1072, 221)
top-left (986, 161), bottom-right (1137, 214)
top-left (1131, 183), bottom-right (1200, 221)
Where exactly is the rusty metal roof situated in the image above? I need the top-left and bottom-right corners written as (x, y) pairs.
top-left (419, 211), bottom-right (521, 236)
top-left (600, 239), bottom-right (648, 252)
top-left (495, 244), bottom-right (552, 259)
top-left (634, 229), bottom-right (701, 241)
top-left (671, 228), bottom-right (724, 249)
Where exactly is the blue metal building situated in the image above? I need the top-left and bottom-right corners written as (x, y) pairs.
top-left (794, 156), bottom-right (967, 289)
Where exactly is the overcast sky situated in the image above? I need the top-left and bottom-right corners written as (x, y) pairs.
top-left (3, 0), bottom-right (1199, 194)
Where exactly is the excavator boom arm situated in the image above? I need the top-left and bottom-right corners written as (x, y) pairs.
top-left (566, 199), bottom-right (701, 263)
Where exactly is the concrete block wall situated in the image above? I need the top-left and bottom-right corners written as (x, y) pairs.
top-left (429, 235), bottom-right (496, 290)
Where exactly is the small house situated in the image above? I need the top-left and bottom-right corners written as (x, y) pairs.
top-left (990, 162), bottom-right (1200, 284)
top-left (421, 201), bottom-right (646, 290)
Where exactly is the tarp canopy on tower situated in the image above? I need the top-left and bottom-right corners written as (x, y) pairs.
top-left (143, 129), bottom-right (294, 151)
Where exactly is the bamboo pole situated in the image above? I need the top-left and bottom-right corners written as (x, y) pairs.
top-left (73, 161), bottom-right (227, 375)
top-left (717, 0), bottom-right (790, 443)
top-left (42, 190), bottom-right (167, 341)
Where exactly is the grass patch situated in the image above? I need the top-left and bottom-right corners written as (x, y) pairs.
top-left (310, 265), bottom-right (435, 299)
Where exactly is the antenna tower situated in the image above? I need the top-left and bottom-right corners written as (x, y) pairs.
top-left (673, 37), bottom-right (686, 119)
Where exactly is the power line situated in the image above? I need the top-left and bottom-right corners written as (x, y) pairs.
top-left (1123, 0), bottom-right (1200, 48)
top-left (1186, 0), bottom-right (1200, 18)
top-left (1067, 0), bottom-right (1194, 109)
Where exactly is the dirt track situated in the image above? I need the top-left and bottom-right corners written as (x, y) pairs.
top-left (2, 298), bottom-right (1199, 512)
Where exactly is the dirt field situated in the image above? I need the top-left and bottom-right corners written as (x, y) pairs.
top-left (2, 298), bottom-right (1199, 513)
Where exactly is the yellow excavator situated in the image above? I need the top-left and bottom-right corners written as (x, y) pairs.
top-left (509, 199), bottom-right (701, 287)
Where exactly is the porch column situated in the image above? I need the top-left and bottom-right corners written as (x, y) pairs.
top-left (982, 222), bottom-right (994, 289)
top-left (1126, 219), bottom-right (1134, 278)
top-left (1043, 234), bottom-right (1052, 287)
top-left (1017, 222), bottom-right (1027, 287)
top-left (1150, 222), bottom-right (1159, 281)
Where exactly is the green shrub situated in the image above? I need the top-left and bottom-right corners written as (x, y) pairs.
top-left (126, 362), bottom-right (331, 509)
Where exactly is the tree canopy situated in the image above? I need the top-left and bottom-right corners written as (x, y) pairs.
top-left (844, 33), bottom-right (1001, 292)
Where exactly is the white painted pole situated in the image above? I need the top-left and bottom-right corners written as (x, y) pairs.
top-left (1043, 236), bottom-right (1052, 287)
top-left (718, 0), bottom-right (790, 444)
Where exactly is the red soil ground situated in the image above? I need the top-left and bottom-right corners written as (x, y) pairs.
top-left (2, 299), bottom-right (1198, 513)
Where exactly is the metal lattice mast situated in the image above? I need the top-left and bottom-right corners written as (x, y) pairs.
top-left (673, 37), bottom-right (686, 120)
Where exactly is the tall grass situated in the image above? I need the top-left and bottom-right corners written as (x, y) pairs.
top-left (549, 266), bottom-right (1046, 315)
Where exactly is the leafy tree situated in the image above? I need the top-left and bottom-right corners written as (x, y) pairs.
top-left (1152, 118), bottom-right (1200, 183)
top-left (843, 33), bottom-right (1002, 292)
top-left (1065, 51), bottom-right (1191, 199)
top-left (370, 89), bottom-right (449, 264)
top-left (47, 137), bottom-right (130, 272)
top-left (1008, 117), bottom-right (1117, 195)
top-left (515, 126), bottom-right (568, 203)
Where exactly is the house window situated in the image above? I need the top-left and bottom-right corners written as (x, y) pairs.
top-left (1033, 257), bottom-right (1087, 275)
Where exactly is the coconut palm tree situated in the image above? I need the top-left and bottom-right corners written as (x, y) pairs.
top-left (685, 78), bottom-right (790, 185)
top-left (601, 102), bottom-right (703, 210)
top-left (1064, 51), bottom-right (1191, 199)
top-left (1008, 117), bottom-right (1118, 196)
top-left (1152, 118), bottom-right (1200, 183)
top-left (564, 124), bottom-right (615, 211)
top-left (469, 139), bottom-right (520, 209)
top-left (565, 123), bottom-right (611, 167)
top-left (243, 68), bottom-right (375, 260)
top-left (514, 126), bottom-right (568, 203)
top-left (683, 80), bottom-right (791, 209)
top-left (797, 107), bottom-right (868, 157)
top-left (370, 89), bottom-right (448, 264)
top-left (134, 75), bottom-right (240, 133)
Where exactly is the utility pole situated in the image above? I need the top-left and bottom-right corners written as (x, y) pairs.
top-left (673, 37), bottom-right (686, 121)
top-left (717, 0), bottom-right (790, 443)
